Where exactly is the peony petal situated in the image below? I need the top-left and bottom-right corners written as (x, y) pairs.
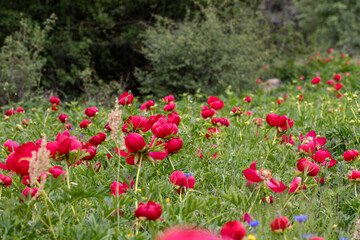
top-left (243, 168), bottom-right (263, 183)
top-left (267, 178), bottom-right (287, 193)
top-left (315, 137), bottom-right (327, 147)
top-left (149, 151), bottom-right (168, 160)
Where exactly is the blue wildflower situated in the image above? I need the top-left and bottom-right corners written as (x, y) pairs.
top-left (302, 233), bottom-right (316, 239)
top-left (295, 215), bottom-right (308, 222)
top-left (183, 173), bottom-right (192, 178)
top-left (249, 220), bottom-right (259, 227)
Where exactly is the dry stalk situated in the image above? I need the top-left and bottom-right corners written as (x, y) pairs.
top-left (29, 135), bottom-right (50, 198)
top-left (352, 218), bottom-right (360, 240)
top-left (108, 97), bottom-right (124, 145)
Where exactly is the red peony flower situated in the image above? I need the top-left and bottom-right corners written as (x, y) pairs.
top-left (156, 226), bottom-right (218, 240)
top-left (333, 83), bottom-right (343, 91)
top-left (296, 158), bottom-right (320, 177)
top-left (151, 118), bottom-right (178, 138)
top-left (1, 142), bottom-right (39, 175)
top-left (231, 107), bottom-right (242, 115)
top-left (299, 131), bottom-right (327, 148)
top-left (343, 150), bottom-right (359, 162)
top-left (125, 133), bottom-right (146, 153)
top-left (135, 201), bottom-right (162, 221)
top-left (140, 100), bottom-right (155, 111)
top-left (169, 171), bottom-right (195, 193)
top-left (243, 161), bottom-right (287, 193)
top-left (122, 116), bottom-right (151, 133)
top-left (89, 133), bottom-right (106, 146)
top-left (49, 166), bottom-right (66, 178)
top-left (4, 139), bottom-right (19, 153)
top-left (206, 128), bottom-right (220, 139)
top-left (21, 187), bottom-right (40, 202)
top-left (348, 170), bottom-right (360, 181)
top-left (270, 217), bottom-right (291, 233)
top-left (119, 92), bottom-right (134, 105)
top-left (211, 118), bottom-right (229, 127)
top-left (163, 95), bottom-right (175, 103)
top-left (0, 173), bottom-right (12, 187)
top-left (168, 111), bottom-right (181, 126)
top-left (50, 96), bottom-right (61, 105)
top-left (289, 177), bottom-right (306, 193)
top-left (164, 102), bottom-right (176, 112)
top-left (80, 119), bottom-right (91, 129)
top-left (84, 106), bottom-right (99, 118)
top-left (207, 96), bottom-right (224, 110)
top-left (110, 179), bottom-right (134, 196)
top-left (244, 96), bottom-right (252, 103)
top-left (334, 74), bottom-right (341, 81)
top-left (266, 114), bottom-right (279, 127)
top-left (201, 106), bottom-right (216, 119)
top-left (5, 109), bottom-right (16, 116)
top-left (46, 130), bottom-right (82, 160)
top-left (81, 142), bottom-right (97, 160)
top-left (165, 137), bottom-right (183, 153)
top-left (311, 77), bottom-right (321, 84)
top-left (220, 221), bottom-right (246, 240)
top-left (327, 79), bottom-right (335, 85)
top-left (16, 107), bottom-right (25, 113)
top-left (58, 113), bottom-right (69, 123)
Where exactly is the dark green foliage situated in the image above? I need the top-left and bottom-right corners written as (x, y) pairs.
top-left (296, 0), bottom-right (360, 52)
top-left (135, 6), bottom-right (274, 97)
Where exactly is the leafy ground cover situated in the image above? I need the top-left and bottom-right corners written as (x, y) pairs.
top-left (0, 50), bottom-right (359, 239)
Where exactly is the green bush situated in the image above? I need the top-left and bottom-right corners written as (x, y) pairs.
top-left (297, 0), bottom-right (360, 53)
top-left (135, 6), bottom-right (274, 97)
top-left (0, 14), bottom-right (56, 105)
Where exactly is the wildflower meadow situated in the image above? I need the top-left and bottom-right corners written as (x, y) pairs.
top-left (1, 50), bottom-right (359, 240)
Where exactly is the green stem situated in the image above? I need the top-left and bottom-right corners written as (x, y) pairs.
top-left (134, 154), bottom-right (143, 209)
top-left (248, 185), bottom-right (262, 213)
top-left (168, 156), bottom-right (175, 171)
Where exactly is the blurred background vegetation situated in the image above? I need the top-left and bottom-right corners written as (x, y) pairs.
top-left (0, 0), bottom-right (358, 105)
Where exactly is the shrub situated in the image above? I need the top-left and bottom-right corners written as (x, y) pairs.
top-left (0, 14), bottom-right (56, 105)
top-left (297, 0), bottom-right (360, 53)
top-left (135, 6), bottom-right (274, 97)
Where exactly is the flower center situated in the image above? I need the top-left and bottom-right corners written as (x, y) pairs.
top-left (259, 169), bottom-right (272, 180)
